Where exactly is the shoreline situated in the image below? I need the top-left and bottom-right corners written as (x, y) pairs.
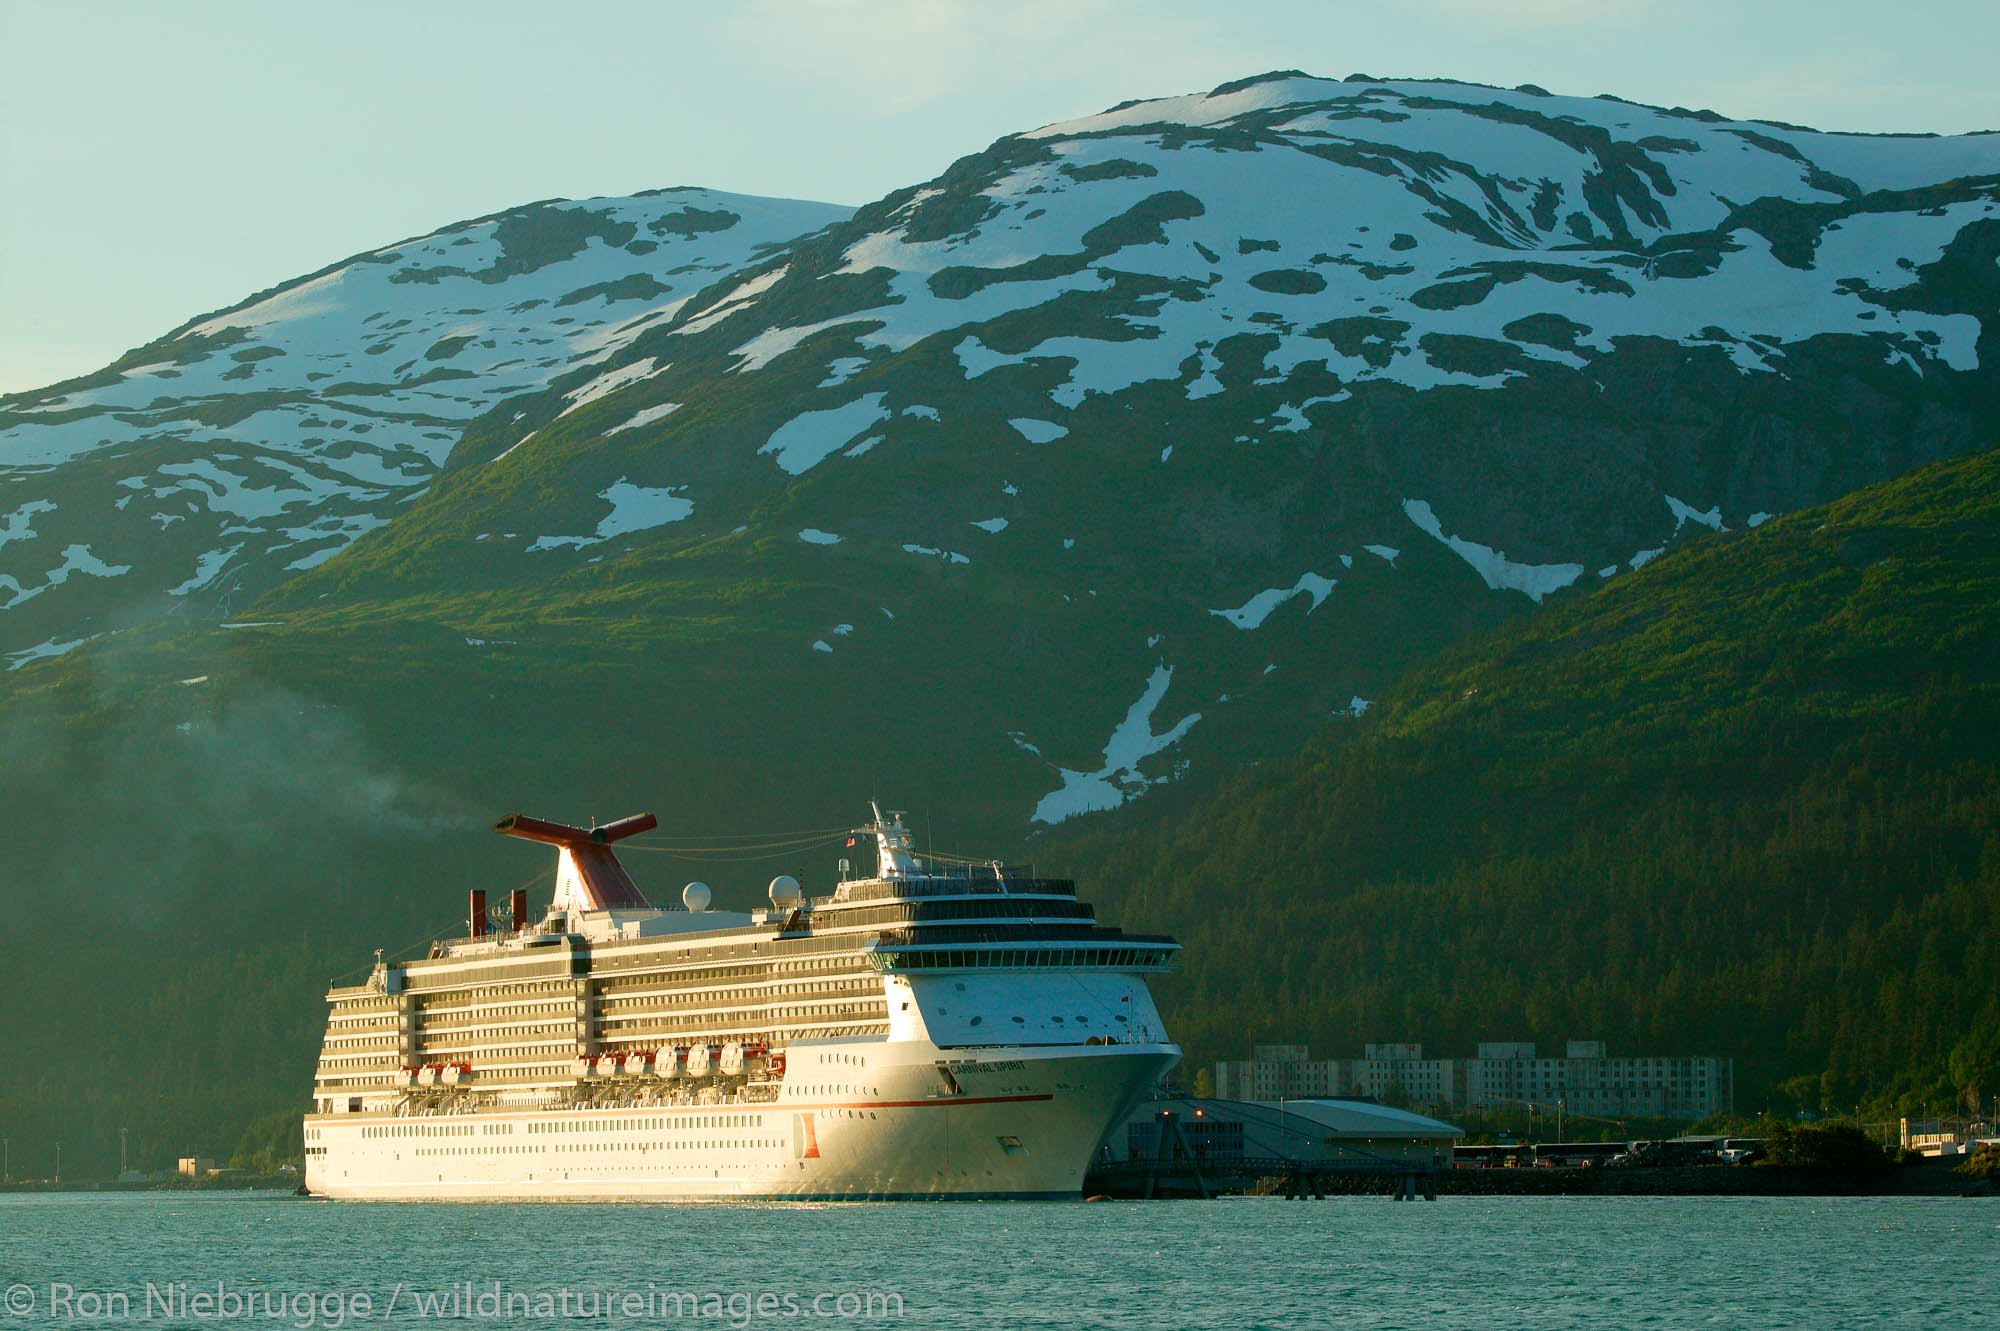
top-left (1257, 1158), bottom-right (1992, 1199)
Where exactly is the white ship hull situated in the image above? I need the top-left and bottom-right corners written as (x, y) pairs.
top-left (306, 1040), bottom-right (1176, 1201)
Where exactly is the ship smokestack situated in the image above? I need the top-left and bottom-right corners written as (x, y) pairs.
top-left (510, 888), bottom-right (528, 934)
top-left (494, 811), bottom-right (658, 910)
top-left (469, 889), bottom-right (487, 939)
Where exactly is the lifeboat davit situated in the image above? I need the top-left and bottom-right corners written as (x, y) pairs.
top-left (623, 1051), bottom-right (652, 1076)
top-left (595, 1052), bottom-right (622, 1076)
top-left (571, 1054), bottom-right (594, 1079)
top-left (416, 1064), bottom-right (437, 1087)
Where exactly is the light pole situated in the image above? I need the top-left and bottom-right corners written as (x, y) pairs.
top-left (55, 1141), bottom-right (62, 1186)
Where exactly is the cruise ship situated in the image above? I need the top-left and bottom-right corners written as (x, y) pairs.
top-left (303, 804), bottom-right (1180, 1199)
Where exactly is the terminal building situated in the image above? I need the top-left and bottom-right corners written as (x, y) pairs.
top-left (1215, 1041), bottom-right (1733, 1120)
top-left (1110, 1095), bottom-right (1463, 1170)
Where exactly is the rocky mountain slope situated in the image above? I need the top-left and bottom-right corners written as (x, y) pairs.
top-left (1052, 445), bottom-right (2000, 1114)
top-left (4, 67), bottom-right (1995, 864)
top-left (256, 71), bottom-right (1999, 831)
top-left (0, 189), bottom-right (850, 663)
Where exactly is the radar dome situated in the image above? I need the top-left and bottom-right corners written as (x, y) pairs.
top-left (768, 875), bottom-right (804, 909)
top-left (681, 881), bottom-right (711, 912)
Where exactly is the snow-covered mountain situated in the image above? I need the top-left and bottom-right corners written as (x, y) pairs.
top-left (0, 189), bottom-right (849, 662)
top-left (4, 72), bottom-right (1996, 832)
top-left (386, 73), bottom-right (1995, 598)
top-left (724, 73), bottom-right (1989, 399)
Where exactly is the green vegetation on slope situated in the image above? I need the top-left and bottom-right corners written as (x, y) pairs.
top-left (1060, 447), bottom-right (2000, 1119)
top-left (4, 444), bottom-right (1993, 1176)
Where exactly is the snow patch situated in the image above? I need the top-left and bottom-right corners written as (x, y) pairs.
top-left (26, 544), bottom-right (135, 599)
top-left (679, 265), bottom-right (790, 336)
top-left (1270, 394), bottom-right (1350, 433)
top-left (168, 545), bottom-right (243, 596)
top-left (818, 357), bottom-right (869, 388)
top-left (604, 402), bottom-right (681, 436)
top-left (7, 633), bottom-right (102, 669)
top-left (561, 358), bottom-right (660, 413)
top-left (1185, 345), bottom-right (1223, 400)
top-left (1031, 665), bottom-right (1202, 825)
top-left (1363, 544), bottom-right (1400, 565)
top-left (0, 500), bottom-right (56, 550)
top-left (1665, 494), bottom-right (1725, 532)
top-left (799, 528), bottom-right (843, 545)
top-left (1008, 417), bottom-right (1068, 444)
top-left (1210, 572), bottom-right (1337, 629)
top-left (1622, 493), bottom-right (1730, 570)
top-left (760, 393), bottom-right (889, 475)
top-left (528, 479), bottom-right (693, 551)
top-left (901, 542), bottom-right (970, 565)
top-left (1402, 499), bottom-right (1583, 603)
top-left (970, 517), bottom-right (1009, 534)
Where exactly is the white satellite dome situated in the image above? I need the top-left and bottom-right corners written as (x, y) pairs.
top-left (768, 875), bottom-right (803, 909)
top-left (682, 881), bottom-right (711, 912)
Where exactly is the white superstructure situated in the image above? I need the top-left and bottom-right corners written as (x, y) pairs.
top-left (304, 804), bottom-right (1179, 1199)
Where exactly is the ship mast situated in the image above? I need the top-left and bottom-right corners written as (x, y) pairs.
top-left (858, 802), bottom-right (920, 879)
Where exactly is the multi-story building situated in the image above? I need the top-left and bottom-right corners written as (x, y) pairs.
top-left (1215, 1040), bottom-right (1733, 1120)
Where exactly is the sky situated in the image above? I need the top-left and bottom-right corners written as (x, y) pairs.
top-left (3, 0), bottom-right (1997, 396)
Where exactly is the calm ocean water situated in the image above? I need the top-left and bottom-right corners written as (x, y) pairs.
top-left (1, 1191), bottom-right (1993, 1328)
